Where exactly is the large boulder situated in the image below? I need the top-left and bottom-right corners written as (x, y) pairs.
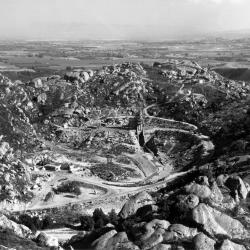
top-left (140, 229), bottom-right (164, 250)
top-left (225, 176), bottom-right (249, 200)
top-left (141, 220), bottom-right (170, 241)
top-left (0, 214), bottom-right (32, 239)
top-left (36, 232), bottom-right (59, 248)
top-left (119, 191), bottom-right (154, 219)
top-left (196, 176), bottom-right (210, 186)
top-left (136, 204), bottom-right (159, 218)
top-left (87, 70), bottom-right (94, 77)
top-left (131, 220), bottom-right (170, 249)
top-left (216, 174), bottom-right (228, 187)
top-left (209, 181), bottom-right (224, 204)
top-left (131, 219), bottom-right (170, 249)
top-left (185, 183), bottom-right (211, 199)
top-left (149, 244), bottom-right (172, 250)
top-left (37, 93), bottom-right (47, 104)
top-left (31, 78), bottom-right (43, 88)
top-left (193, 233), bottom-right (215, 250)
top-left (81, 71), bottom-right (90, 81)
top-left (163, 224), bottom-right (198, 243)
top-left (64, 71), bottom-right (80, 82)
top-left (192, 203), bottom-right (248, 239)
top-left (219, 239), bottom-right (246, 250)
top-left (67, 231), bottom-right (88, 245)
top-left (182, 194), bottom-right (199, 209)
top-left (105, 232), bottom-right (140, 250)
top-left (93, 230), bottom-right (139, 250)
top-left (176, 194), bottom-right (199, 212)
top-left (92, 230), bottom-right (117, 250)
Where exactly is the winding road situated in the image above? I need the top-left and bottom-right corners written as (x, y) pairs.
top-left (14, 103), bottom-right (214, 215)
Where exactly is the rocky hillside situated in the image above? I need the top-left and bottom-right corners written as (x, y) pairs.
top-left (1, 60), bottom-right (248, 144)
top-left (62, 61), bottom-right (250, 250)
top-left (0, 60), bottom-right (250, 249)
top-left (0, 138), bottom-right (33, 210)
top-left (0, 74), bottom-right (37, 151)
top-left (66, 172), bottom-right (250, 250)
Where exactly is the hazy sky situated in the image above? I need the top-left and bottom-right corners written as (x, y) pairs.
top-left (0, 0), bottom-right (250, 40)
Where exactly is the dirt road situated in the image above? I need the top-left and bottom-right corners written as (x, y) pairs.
top-left (15, 104), bottom-right (213, 213)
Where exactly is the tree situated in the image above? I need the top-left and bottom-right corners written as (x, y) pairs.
top-left (93, 208), bottom-right (109, 229)
top-left (32, 216), bottom-right (43, 230)
top-left (95, 218), bottom-right (104, 229)
top-left (74, 186), bottom-right (81, 197)
top-left (42, 216), bottom-right (53, 229)
top-left (93, 208), bottom-right (107, 222)
top-left (108, 209), bottom-right (119, 226)
top-left (79, 215), bottom-right (94, 231)
top-left (19, 214), bottom-right (37, 233)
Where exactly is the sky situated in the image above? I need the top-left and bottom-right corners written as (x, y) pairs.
top-left (0, 0), bottom-right (250, 40)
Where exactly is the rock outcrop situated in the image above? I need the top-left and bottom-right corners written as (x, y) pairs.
top-left (193, 233), bottom-right (215, 250)
top-left (119, 191), bottom-right (154, 219)
top-left (163, 224), bottom-right (198, 243)
top-left (192, 203), bottom-right (248, 239)
top-left (1, 58), bottom-right (250, 250)
top-left (219, 239), bottom-right (246, 250)
top-left (185, 183), bottom-right (211, 199)
top-left (36, 232), bottom-right (59, 248)
top-left (92, 230), bottom-right (140, 250)
top-left (0, 214), bottom-right (32, 239)
top-left (225, 176), bottom-right (249, 200)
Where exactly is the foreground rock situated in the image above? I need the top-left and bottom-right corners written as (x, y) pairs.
top-left (0, 214), bottom-right (32, 239)
top-left (92, 230), bottom-right (139, 250)
top-left (163, 224), bottom-right (198, 243)
top-left (225, 176), bottom-right (249, 200)
top-left (219, 239), bottom-right (246, 250)
top-left (36, 232), bottom-right (59, 248)
top-left (192, 203), bottom-right (248, 239)
top-left (119, 191), bottom-right (154, 219)
top-left (0, 230), bottom-right (46, 250)
top-left (193, 233), bottom-right (215, 250)
top-left (105, 232), bottom-right (140, 250)
top-left (92, 230), bottom-right (117, 250)
top-left (185, 183), bottom-right (211, 199)
top-left (149, 244), bottom-right (172, 250)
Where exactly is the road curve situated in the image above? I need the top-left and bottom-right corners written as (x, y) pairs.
top-left (14, 104), bottom-right (213, 214)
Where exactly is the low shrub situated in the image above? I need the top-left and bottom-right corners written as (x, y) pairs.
top-left (55, 181), bottom-right (81, 196)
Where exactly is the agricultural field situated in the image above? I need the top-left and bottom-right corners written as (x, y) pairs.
top-left (2, 38), bottom-right (250, 83)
